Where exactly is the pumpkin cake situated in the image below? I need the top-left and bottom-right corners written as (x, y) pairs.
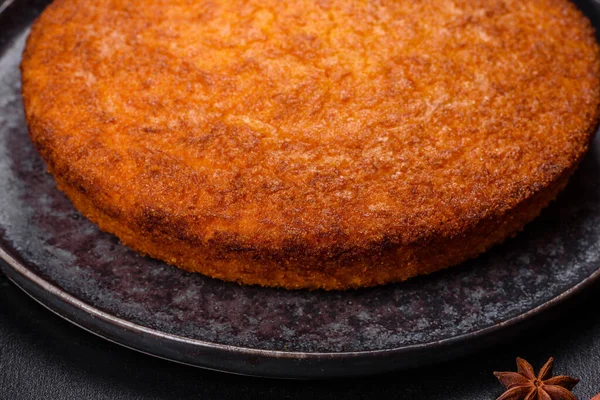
top-left (21, 0), bottom-right (600, 289)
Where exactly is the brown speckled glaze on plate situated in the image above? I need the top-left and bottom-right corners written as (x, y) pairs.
top-left (1, 0), bottom-right (600, 379)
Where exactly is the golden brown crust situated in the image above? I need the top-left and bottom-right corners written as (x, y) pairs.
top-left (21, 0), bottom-right (600, 289)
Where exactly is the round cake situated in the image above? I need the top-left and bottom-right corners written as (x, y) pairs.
top-left (21, 0), bottom-right (600, 289)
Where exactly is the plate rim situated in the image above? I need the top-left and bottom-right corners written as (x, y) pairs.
top-left (2, 237), bottom-right (600, 362)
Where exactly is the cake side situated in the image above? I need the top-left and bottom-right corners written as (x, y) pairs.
top-left (43, 155), bottom-right (580, 290)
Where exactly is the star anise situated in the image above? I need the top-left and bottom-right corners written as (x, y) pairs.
top-left (494, 357), bottom-right (579, 400)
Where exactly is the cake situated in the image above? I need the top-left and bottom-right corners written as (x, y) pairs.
top-left (21, 0), bottom-right (600, 289)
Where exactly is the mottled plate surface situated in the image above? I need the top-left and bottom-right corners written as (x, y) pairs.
top-left (1, 0), bottom-right (600, 379)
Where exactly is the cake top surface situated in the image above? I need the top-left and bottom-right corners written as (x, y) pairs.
top-left (21, 0), bottom-right (600, 256)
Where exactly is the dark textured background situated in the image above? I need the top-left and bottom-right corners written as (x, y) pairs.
top-left (2, 0), bottom-right (600, 397)
top-left (1, 270), bottom-right (600, 399)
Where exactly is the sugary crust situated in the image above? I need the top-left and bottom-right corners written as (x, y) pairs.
top-left (21, 0), bottom-right (600, 289)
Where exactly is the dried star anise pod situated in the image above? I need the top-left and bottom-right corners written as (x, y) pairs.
top-left (494, 357), bottom-right (579, 400)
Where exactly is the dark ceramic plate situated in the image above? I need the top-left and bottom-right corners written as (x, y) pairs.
top-left (2, 0), bottom-right (600, 379)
